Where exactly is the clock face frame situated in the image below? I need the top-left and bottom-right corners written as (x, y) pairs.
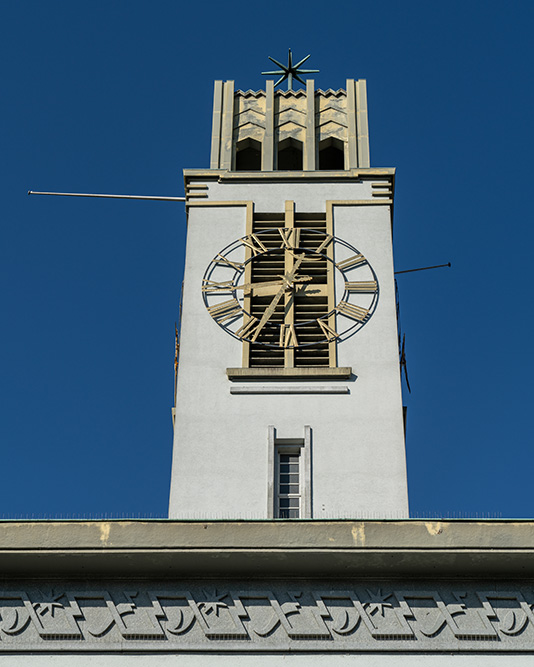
top-left (201, 228), bottom-right (379, 348)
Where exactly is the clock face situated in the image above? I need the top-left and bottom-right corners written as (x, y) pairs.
top-left (202, 228), bottom-right (379, 348)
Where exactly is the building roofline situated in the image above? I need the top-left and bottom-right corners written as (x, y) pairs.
top-left (0, 519), bottom-right (531, 579)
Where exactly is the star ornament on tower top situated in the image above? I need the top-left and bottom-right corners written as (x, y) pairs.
top-left (262, 49), bottom-right (319, 91)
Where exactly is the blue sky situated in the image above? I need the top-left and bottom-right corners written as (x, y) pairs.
top-left (1, 0), bottom-right (533, 518)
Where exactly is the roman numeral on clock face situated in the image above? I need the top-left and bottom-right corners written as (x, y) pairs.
top-left (241, 234), bottom-right (268, 256)
top-left (316, 234), bottom-right (333, 254)
top-left (279, 324), bottom-right (298, 348)
top-left (202, 279), bottom-right (235, 293)
top-left (215, 254), bottom-right (244, 271)
top-left (345, 280), bottom-right (378, 293)
top-left (317, 318), bottom-right (338, 340)
top-left (278, 228), bottom-right (301, 250)
top-left (336, 253), bottom-right (367, 271)
top-left (336, 301), bottom-right (370, 322)
top-left (207, 298), bottom-right (242, 323)
top-left (236, 316), bottom-right (261, 340)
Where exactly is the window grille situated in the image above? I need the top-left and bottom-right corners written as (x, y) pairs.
top-left (276, 449), bottom-right (301, 519)
top-left (268, 426), bottom-right (311, 520)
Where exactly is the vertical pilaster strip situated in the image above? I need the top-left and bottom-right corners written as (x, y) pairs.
top-left (262, 80), bottom-right (275, 171)
top-left (220, 80), bottom-right (235, 171)
top-left (326, 202), bottom-right (337, 368)
top-left (241, 201), bottom-right (254, 368)
top-left (356, 79), bottom-right (370, 168)
top-left (267, 425), bottom-right (275, 519)
top-left (346, 79), bottom-right (358, 169)
top-left (284, 199), bottom-right (295, 225)
top-left (303, 425), bottom-right (312, 518)
top-left (304, 79), bottom-right (316, 171)
top-left (284, 201), bottom-right (295, 368)
top-left (210, 81), bottom-right (224, 169)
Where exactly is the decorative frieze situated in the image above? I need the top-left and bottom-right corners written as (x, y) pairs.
top-left (1, 581), bottom-right (534, 651)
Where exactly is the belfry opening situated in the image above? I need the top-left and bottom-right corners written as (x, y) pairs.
top-left (319, 137), bottom-right (345, 170)
top-left (235, 138), bottom-right (262, 171)
top-left (277, 137), bottom-right (303, 170)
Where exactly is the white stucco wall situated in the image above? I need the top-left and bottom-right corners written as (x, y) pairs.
top-left (169, 177), bottom-right (408, 519)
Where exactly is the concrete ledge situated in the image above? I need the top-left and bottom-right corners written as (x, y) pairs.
top-left (226, 367), bottom-right (352, 380)
top-left (0, 519), bottom-right (532, 578)
top-left (184, 168), bottom-right (395, 182)
top-left (230, 385), bottom-right (349, 394)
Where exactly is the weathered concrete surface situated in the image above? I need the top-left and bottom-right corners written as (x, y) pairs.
top-left (0, 519), bottom-right (532, 577)
top-left (4, 655), bottom-right (534, 665)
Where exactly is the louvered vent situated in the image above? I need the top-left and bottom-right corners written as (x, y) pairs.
top-left (248, 214), bottom-right (329, 368)
top-left (294, 215), bottom-right (329, 367)
top-left (249, 215), bottom-right (285, 367)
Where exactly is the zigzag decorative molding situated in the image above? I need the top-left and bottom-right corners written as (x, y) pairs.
top-left (235, 108), bottom-right (266, 119)
top-left (236, 90), bottom-right (266, 98)
top-left (316, 111), bottom-right (348, 128)
top-left (316, 88), bottom-right (346, 96)
top-left (276, 108), bottom-right (306, 121)
top-left (317, 103), bottom-right (347, 115)
top-left (234, 125), bottom-right (265, 141)
top-left (234, 113), bottom-right (266, 130)
top-left (236, 89), bottom-right (345, 98)
top-left (225, 82), bottom-right (370, 168)
top-left (1, 581), bottom-right (534, 652)
top-left (275, 89), bottom-right (307, 98)
top-left (276, 121), bottom-right (307, 134)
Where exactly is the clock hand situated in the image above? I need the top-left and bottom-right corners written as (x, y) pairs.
top-left (291, 252), bottom-right (306, 276)
top-left (249, 254), bottom-right (308, 342)
top-left (234, 278), bottom-right (284, 294)
top-left (252, 277), bottom-right (312, 296)
top-left (250, 283), bottom-right (287, 342)
top-left (284, 252), bottom-right (307, 285)
top-left (294, 283), bottom-right (327, 296)
top-left (237, 275), bottom-right (312, 295)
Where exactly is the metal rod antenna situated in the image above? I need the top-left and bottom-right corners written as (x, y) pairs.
top-left (28, 190), bottom-right (186, 202)
top-left (395, 262), bottom-right (451, 275)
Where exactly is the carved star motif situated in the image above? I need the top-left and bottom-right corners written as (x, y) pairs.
top-left (262, 49), bottom-right (319, 90)
top-left (198, 590), bottom-right (229, 616)
top-left (33, 593), bottom-right (64, 617)
top-left (363, 589), bottom-right (393, 617)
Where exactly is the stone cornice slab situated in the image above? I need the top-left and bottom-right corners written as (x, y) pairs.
top-left (183, 168), bottom-right (395, 185)
top-left (226, 367), bottom-right (352, 380)
top-left (0, 519), bottom-right (532, 578)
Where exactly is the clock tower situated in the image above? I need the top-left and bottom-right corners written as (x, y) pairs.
top-left (169, 71), bottom-right (408, 519)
